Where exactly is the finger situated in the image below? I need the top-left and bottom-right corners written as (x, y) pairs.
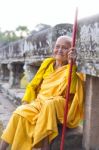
top-left (68, 52), bottom-right (77, 59)
top-left (68, 54), bottom-right (77, 60)
top-left (69, 47), bottom-right (75, 51)
top-left (68, 48), bottom-right (76, 54)
top-left (68, 51), bottom-right (76, 56)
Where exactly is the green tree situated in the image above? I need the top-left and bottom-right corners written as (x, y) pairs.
top-left (3, 30), bottom-right (18, 42)
top-left (16, 26), bottom-right (29, 38)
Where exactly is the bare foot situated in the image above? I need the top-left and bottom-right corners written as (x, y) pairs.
top-left (0, 140), bottom-right (9, 150)
top-left (41, 138), bottom-right (50, 150)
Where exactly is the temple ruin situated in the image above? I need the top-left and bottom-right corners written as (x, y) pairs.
top-left (1, 14), bottom-right (99, 149)
top-left (0, 23), bottom-right (73, 103)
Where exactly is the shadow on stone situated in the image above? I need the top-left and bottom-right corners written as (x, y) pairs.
top-left (50, 124), bottom-right (83, 150)
top-left (0, 121), bottom-right (3, 139)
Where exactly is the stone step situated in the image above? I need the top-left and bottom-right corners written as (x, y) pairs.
top-left (0, 82), bottom-right (24, 105)
top-left (50, 125), bottom-right (83, 150)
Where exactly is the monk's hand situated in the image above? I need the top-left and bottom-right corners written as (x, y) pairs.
top-left (68, 47), bottom-right (77, 64)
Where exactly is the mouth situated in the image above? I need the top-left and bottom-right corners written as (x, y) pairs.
top-left (57, 54), bottom-right (64, 57)
top-left (56, 52), bottom-right (64, 56)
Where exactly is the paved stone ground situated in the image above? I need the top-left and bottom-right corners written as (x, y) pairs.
top-left (1, 82), bottom-right (25, 105)
top-left (0, 92), bottom-right (16, 129)
top-left (0, 92), bottom-right (17, 149)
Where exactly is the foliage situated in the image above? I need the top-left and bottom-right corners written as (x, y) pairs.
top-left (0, 24), bottom-right (51, 43)
top-left (16, 26), bottom-right (29, 38)
top-left (0, 26), bottom-right (30, 42)
top-left (0, 30), bottom-right (19, 42)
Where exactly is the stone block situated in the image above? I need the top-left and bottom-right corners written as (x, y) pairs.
top-left (51, 125), bottom-right (83, 150)
top-left (83, 75), bottom-right (99, 150)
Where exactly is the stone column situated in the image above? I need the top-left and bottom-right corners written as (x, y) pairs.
top-left (23, 64), bottom-right (38, 82)
top-left (83, 75), bottom-right (99, 150)
top-left (0, 64), bottom-right (4, 80)
top-left (7, 63), bottom-right (14, 88)
top-left (0, 64), bottom-right (9, 81)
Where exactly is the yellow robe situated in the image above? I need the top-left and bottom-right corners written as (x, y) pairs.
top-left (1, 58), bottom-right (84, 150)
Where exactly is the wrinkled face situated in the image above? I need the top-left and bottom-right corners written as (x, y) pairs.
top-left (53, 37), bottom-right (71, 63)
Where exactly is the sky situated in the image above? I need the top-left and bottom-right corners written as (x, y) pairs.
top-left (0, 0), bottom-right (99, 32)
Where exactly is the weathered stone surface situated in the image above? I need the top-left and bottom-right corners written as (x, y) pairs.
top-left (0, 82), bottom-right (24, 105)
top-left (0, 92), bottom-right (16, 150)
top-left (0, 23), bottom-right (73, 65)
top-left (77, 14), bottom-right (99, 77)
top-left (0, 23), bottom-right (73, 90)
top-left (0, 121), bottom-right (3, 138)
top-left (0, 64), bottom-right (9, 81)
top-left (83, 75), bottom-right (99, 150)
top-left (0, 92), bottom-right (16, 128)
top-left (51, 125), bottom-right (83, 150)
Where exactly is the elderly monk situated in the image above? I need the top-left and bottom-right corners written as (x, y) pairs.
top-left (0, 36), bottom-right (84, 150)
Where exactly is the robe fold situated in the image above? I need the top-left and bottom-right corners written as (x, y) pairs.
top-left (1, 58), bottom-right (84, 150)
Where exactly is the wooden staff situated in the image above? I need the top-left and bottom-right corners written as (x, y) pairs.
top-left (60, 8), bottom-right (78, 150)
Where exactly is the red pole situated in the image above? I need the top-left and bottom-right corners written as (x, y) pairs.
top-left (60, 8), bottom-right (78, 150)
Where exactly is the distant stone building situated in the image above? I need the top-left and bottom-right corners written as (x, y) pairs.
top-left (0, 23), bottom-right (73, 102)
top-left (1, 15), bottom-right (99, 149)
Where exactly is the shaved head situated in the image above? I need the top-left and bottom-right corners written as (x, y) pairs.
top-left (56, 35), bottom-right (72, 45)
top-left (53, 35), bottom-right (72, 63)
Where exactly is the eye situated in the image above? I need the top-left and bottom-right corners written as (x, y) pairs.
top-left (55, 45), bottom-right (60, 49)
top-left (62, 46), bottom-right (68, 51)
top-left (64, 48), bottom-right (69, 51)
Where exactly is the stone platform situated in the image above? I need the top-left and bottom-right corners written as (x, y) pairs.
top-left (50, 125), bottom-right (83, 150)
top-left (0, 82), bottom-right (24, 105)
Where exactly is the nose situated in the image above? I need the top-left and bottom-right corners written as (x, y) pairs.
top-left (58, 48), bottom-right (63, 53)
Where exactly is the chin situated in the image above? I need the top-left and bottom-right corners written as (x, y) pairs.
top-left (55, 55), bottom-right (63, 61)
top-left (55, 55), bottom-right (68, 64)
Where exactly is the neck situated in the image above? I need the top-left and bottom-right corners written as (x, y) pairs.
top-left (54, 60), bottom-right (68, 69)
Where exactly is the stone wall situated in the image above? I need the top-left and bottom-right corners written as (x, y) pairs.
top-left (77, 14), bottom-right (99, 77)
top-left (0, 23), bottom-right (73, 89)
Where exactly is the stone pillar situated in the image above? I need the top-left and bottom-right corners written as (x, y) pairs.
top-left (0, 64), bottom-right (4, 80)
top-left (7, 63), bottom-right (14, 88)
top-left (20, 64), bottom-right (38, 89)
top-left (23, 64), bottom-right (38, 82)
top-left (83, 75), bottom-right (99, 150)
top-left (0, 64), bottom-right (9, 81)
